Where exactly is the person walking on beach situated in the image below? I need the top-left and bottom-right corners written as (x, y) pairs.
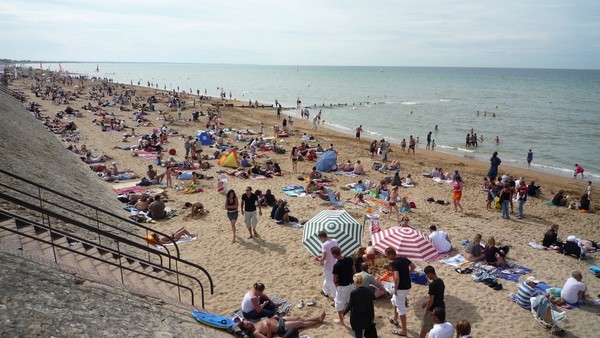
top-left (381, 139), bottom-right (390, 162)
top-left (452, 176), bottom-right (463, 212)
top-left (409, 135), bottom-right (416, 154)
top-left (355, 125), bottom-right (363, 140)
top-left (277, 104), bottom-right (282, 119)
top-left (527, 149), bottom-right (533, 168)
top-left (319, 231), bottom-right (339, 300)
top-left (241, 186), bottom-right (262, 239)
top-left (225, 189), bottom-right (239, 243)
top-left (291, 146), bottom-right (299, 172)
top-left (487, 152), bottom-right (501, 179)
top-left (369, 140), bottom-right (377, 159)
top-left (516, 180), bottom-right (528, 219)
top-left (386, 247), bottom-right (416, 336)
top-left (426, 131), bottom-right (432, 150)
top-left (343, 273), bottom-right (375, 338)
top-left (419, 266), bottom-right (445, 338)
top-left (313, 116), bottom-right (319, 130)
top-left (332, 246), bottom-right (355, 325)
top-left (574, 164), bottom-right (584, 179)
top-left (500, 183), bottom-right (512, 220)
top-left (184, 136), bottom-right (193, 158)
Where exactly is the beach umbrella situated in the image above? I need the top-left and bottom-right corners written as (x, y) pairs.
top-left (372, 226), bottom-right (438, 261)
top-left (302, 210), bottom-right (363, 257)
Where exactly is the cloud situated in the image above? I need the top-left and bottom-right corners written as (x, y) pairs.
top-left (0, 0), bottom-right (599, 69)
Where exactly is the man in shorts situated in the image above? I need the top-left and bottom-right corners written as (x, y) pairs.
top-left (386, 247), bottom-right (416, 336)
top-left (241, 186), bottom-right (262, 239)
top-left (331, 246), bottom-right (355, 325)
top-left (419, 266), bottom-right (445, 338)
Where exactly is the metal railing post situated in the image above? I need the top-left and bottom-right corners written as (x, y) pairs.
top-left (95, 209), bottom-right (101, 245)
top-left (116, 241), bottom-right (124, 285)
top-left (47, 216), bottom-right (58, 264)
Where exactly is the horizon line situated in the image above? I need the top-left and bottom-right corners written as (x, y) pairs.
top-left (2, 59), bottom-right (599, 72)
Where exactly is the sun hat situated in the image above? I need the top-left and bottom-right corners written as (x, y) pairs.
top-left (526, 276), bottom-right (540, 284)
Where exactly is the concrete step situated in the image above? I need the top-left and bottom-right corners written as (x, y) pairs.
top-left (0, 219), bottom-right (21, 251)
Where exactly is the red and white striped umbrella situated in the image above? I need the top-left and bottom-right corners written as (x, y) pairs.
top-left (372, 226), bottom-right (438, 261)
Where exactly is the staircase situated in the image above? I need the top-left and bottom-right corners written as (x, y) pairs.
top-left (0, 168), bottom-right (214, 309)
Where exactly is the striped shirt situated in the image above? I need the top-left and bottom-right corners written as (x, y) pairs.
top-left (516, 283), bottom-right (538, 309)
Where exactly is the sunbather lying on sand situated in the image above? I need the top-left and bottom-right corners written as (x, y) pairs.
top-left (239, 311), bottom-right (325, 338)
top-left (147, 227), bottom-right (195, 245)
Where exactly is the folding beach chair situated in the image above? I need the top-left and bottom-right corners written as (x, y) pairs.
top-left (326, 188), bottom-right (344, 207)
top-left (530, 295), bottom-right (566, 335)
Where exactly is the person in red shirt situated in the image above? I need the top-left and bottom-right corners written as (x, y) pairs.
top-left (574, 164), bottom-right (584, 179)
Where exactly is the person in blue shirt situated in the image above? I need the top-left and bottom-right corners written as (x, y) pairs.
top-left (516, 276), bottom-right (540, 309)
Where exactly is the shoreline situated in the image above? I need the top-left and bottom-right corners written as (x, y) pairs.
top-left (306, 112), bottom-right (599, 184)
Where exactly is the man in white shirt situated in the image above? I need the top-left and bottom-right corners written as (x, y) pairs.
top-left (428, 225), bottom-right (451, 253)
top-left (318, 231), bottom-right (339, 298)
top-left (428, 307), bottom-right (454, 338)
top-left (560, 271), bottom-right (587, 305)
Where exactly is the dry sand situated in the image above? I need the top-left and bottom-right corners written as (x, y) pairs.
top-left (8, 75), bottom-right (600, 338)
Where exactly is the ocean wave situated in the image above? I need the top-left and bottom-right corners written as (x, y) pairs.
top-left (456, 147), bottom-right (476, 153)
top-left (325, 122), bottom-right (351, 131)
top-left (439, 99), bottom-right (451, 102)
top-left (401, 101), bottom-right (419, 105)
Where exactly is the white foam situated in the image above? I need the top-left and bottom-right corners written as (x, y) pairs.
top-left (401, 101), bottom-right (419, 105)
top-left (439, 99), bottom-right (451, 102)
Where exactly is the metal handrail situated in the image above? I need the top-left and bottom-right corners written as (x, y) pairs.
top-left (0, 218), bottom-right (196, 305)
top-left (0, 168), bottom-right (181, 258)
top-left (0, 170), bottom-right (214, 308)
top-left (0, 209), bottom-right (207, 306)
top-left (0, 181), bottom-right (173, 259)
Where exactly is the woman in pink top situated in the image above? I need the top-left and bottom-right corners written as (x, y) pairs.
top-left (452, 176), bottom-right (463, 212)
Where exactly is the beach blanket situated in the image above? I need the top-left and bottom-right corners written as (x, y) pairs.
top-left (334, 171), bottom-right (360, 177)
top-left (282, 186), bottom-right (304, 191)
top-left (432, 177), bottom-right (453, 184)
top-left (156, 236), bottom-right (197, 249)
top-left (493, 263), bottom-right (532, 282)
top-left (228, 296), bottom-right (291, 321)
top-left (439, 254), bottom-right (468, 267)
top-left (114, 186), bottom-right (146, 194)
top-left (546, 201), bottom-right (563, 207)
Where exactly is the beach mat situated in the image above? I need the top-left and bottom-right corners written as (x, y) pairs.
top-left (493, 263), bottom-right (532, 282)
top-left (156, 236), bottom-right (197, 249)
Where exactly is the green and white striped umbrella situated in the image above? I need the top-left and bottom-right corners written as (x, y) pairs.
top-left (302, 210), bottom-right (363, 257)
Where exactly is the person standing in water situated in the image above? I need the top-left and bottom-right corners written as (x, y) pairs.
top-left (527, 149), bottom-right (533, 168)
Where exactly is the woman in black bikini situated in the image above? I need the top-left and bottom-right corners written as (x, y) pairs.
top-left (225, 189), bottom-right (239, 243)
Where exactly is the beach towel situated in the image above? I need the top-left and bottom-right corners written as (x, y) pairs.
top-left (282, 186), bottom-right (304, 191)
top-left (439, 254), bottom-right (468, 267)
top-left (114, 186), bottom-right (145, 194)
top-left (156, 235), bottom-right (197, 249)
top-left (432, 177), bottom-right (453, 184)
top-left (493, 263), bottom-right (532, 282)
top-left (528, 241), bottom-right (547, 250)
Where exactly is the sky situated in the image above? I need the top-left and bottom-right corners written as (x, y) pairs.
top-left (1, 0), bottom-right (599, 69)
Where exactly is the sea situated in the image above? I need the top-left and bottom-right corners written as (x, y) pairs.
top-left (27, 63), bottom-right (600, 181)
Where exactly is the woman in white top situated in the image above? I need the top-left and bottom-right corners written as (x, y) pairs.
top-left (241, 282), bottom-right (277, 319)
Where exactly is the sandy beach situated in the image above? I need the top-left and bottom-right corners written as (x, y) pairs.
top-left (7, 73), bottom-right (600, 338)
